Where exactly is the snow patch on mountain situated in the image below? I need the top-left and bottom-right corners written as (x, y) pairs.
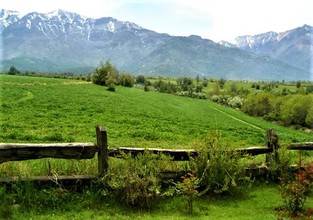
top-left (0, 9), bottom-right (21, 30)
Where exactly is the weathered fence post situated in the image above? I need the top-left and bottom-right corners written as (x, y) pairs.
top-left (96, 126), bottom-right (108, 177)
top-left (265, 128), bottom-right (279, 165)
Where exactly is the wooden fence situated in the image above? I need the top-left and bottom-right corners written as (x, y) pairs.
top-left (0, 126), bottom-right (313, 185)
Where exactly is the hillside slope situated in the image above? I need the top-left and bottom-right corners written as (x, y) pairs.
top-left (1, 75), bottom-right (312, 147)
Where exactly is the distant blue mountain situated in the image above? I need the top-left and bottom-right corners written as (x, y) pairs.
top-left (1, 9), bottom-right (311, 80)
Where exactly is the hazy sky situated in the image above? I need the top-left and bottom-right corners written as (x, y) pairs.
top-left (1, 0), bottom-right (312, 42)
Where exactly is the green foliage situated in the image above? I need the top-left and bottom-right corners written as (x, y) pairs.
top-left (8, 66), bottom-right (21, 75)
top-left (0, 181), bottom-right (70, 213)
top-left (136, 75), bottom-right (146, 84)
top-left (227, 96), bottom-right (243, 108)
top-left (101, 152), bottom-right (173, 209)
top-left (175, 172), bottom-right (200, 214)
top-left (118, 73), bottom-right (135, 87)
top-left (296, 80), bottom-right (302, 89)
top-left (280, 94), bottom-right (313, 127)
top-left (279, 163), bottom-right (313, 217)
top-left (267, 145), bottom-right (293, 181)
top-left (218, 78), bottom-right (226, 89)
top-left (242, 92), bottom-right (313, 128)
top-left (190, 131), bottom-right (252, 195)
top-left (242, 93), bottom-right (272, 117)
top-left (306, 105), bottom-right (313, 128)
top-left (91, 60), bottom-right (118, 86)
top-left (0, 187), bottom-right (13, 219)
top-left (156, 80), bottom-right (177, 94)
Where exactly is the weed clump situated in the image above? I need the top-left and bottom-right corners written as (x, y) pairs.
top-left (99, 151), bottom-right (173, 209)
top-left (279, 163), bottom-right (313, 218)
top-left (190, 131), bottom-right (252, 196)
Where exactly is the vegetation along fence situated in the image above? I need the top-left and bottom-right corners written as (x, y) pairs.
top-left (0, 126), bottom-right (313, 186)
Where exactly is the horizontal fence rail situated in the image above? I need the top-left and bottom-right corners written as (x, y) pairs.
top-left (0, 143), bottom-right (97, 163)
top-left (0, 126), bottom-right (312, 186)
top-left (108, 146), bottom-right (275, 160)
top-left (288, 142), bottom-right (313, 150)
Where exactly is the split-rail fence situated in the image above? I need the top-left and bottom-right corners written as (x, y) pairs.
top-left (0, 126), bottom-right (312, 186)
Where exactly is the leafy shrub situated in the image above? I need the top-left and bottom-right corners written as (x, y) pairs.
top-left (279, 163), bottom-right (313, 217)
top-left (242, 93), bottom-right (272, 117)
top-left (267, 145), bottom-right (293, 181)
top-left (101, 152), bottom-right (173, 209)
top-left (210, 95), bottom-right (230, 105)
top-left (227, 96), bottom-right (243, 108)
top-left (118, 73), bottom-right (135, 87)
top-left (190, 131), bottom-right (252, 195)
top-left (0, 187), bottom-right (13, 219)
top-left (92, 60), bottom-right (118, 86)
top-left (175, 171), bottom-right (200, 214)
top-left (280, 95), bottom-right (313, 127)
top-left (305, 104), bottom-right (313, 128)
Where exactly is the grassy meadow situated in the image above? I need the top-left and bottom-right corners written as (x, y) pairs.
top-left (1, 74), bottom-right (313, 177)
top-left (1, 74), bottom-right (313, 219)
top-left (1, 74), bottom-right (312, 148)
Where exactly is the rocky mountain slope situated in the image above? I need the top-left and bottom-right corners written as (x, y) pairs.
top-left (1, 9), bottom-right (311, 81)
top-left (219, 25), bottom-right (312, 75)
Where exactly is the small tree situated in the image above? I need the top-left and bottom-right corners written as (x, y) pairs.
top-left (296, 80), bottom-right (301, 89)
top-left (119, 73), bottom-right (135, 87)
top-left (92, 60), bottom-right (118, 86)
top-left (136, 75), bottom-right (146, 84)
top-left (8, 66), bottom-right (20, 75)
top-left (218, 78), bottom-right (226, 89)
top-left (280, 95), bottom-right (312, 126)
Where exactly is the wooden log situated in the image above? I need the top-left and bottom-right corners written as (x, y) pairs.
top-left (235, 146), bottom-right (272, 156)
top-left (108, 146), bottom-right (271, 161)
top-left (288, 142), bottom-right (313, 150)
top-left (0, 175), bottom-right (96, 183)
top-left (0, 143), bottom-right (97, 163)
top-left (265, 129), bottom-right (279, 164)
top-left (108, 147), bottom-right (198, 161)
top-left (0, 175), bottom-right (96, 190)
top-left (96, 126), bottom-right (108, 177)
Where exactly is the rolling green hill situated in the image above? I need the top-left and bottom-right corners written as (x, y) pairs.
top-left (1, 75), bottom-right (312, 148)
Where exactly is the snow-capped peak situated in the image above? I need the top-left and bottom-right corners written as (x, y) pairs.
top-left (46, 9), bottom-right (62, 18)
top-left (0, 9), bottom-right (21, 19)
top-left (0, 9), bottom-right (22, 30)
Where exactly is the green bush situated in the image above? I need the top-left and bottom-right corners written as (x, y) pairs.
top-left (101, 152), bottom-right (173, 209)
top-left (0, 187), bottom-right (13, 219)
top-left (279, 163), bottom-right (313, 217)
top-left (175, 171), bottom-right (200, 214)
top-left (119, 73), bottom-right (135, 87)
top-left (305, 104), bottom-right (313, 128)
top-left (242, 93), bottom-right (272, 117)
top-left (92, 60), bottom-right (118, 86)
top-left (190, 131), bottom-right (252, 195)
top-left (280, 95), bottom-right (313, 127)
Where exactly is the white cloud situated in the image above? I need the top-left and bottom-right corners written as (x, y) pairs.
top-left (174, 0), bottom-right (312, 41)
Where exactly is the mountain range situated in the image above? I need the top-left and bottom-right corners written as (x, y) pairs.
top-left (1, 9), bottom-right (312, 81)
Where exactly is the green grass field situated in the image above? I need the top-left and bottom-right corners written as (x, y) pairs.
top-left (1, 75), bottom-right (313, 219)
top-left (1, 75), bottom-right (312, 149)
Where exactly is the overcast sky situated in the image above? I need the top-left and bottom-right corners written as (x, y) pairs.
top-left (1, 0), bottom-right (312, 42)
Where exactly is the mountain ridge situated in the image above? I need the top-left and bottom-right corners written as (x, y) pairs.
top-left (219, 24), bottom-right (313, 74)
top-left (1, 9), bottom-right (311, 81)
